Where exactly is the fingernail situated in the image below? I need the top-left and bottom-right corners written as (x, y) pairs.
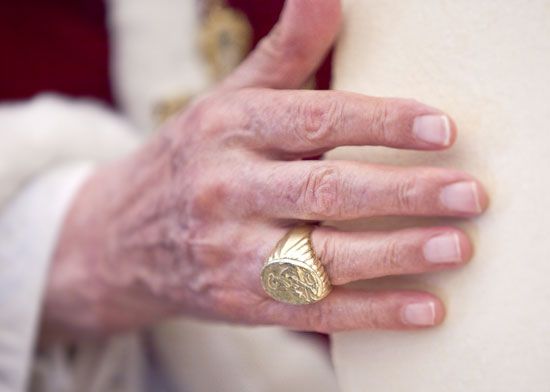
top-left (440, 181), bottom-right (482, 213)
top-left (423, 233), bottom-right (462, 263)
top-left (412, 114), bottom-right (451, 146)
top-left (402, 302), bottom-right (436, 326)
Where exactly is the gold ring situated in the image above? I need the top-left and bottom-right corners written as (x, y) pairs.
top-left (261, 225), bottom-right (332, 305)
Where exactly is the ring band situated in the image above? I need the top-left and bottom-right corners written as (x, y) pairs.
top-left (261, 225), bottom-right (332, 305)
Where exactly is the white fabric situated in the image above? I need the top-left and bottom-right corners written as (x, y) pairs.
top-left (0, 94), bottom-right (138, 208)
top-left (107, 0), bottom-right (211, 131)
top-left (32, 334), bottom-right (150, 392)
top-left (150, 319), bottom-right (338, 392)
top-left (0, 164), bottom-right (93, 392)
top-left (330, 0), bottom-right (550, 391)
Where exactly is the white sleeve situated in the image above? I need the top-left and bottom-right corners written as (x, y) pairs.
top-left (0, 94), bottom-right (139, 208)
top-left (107, 0), bottom-right (209, 131)
top-left (0, 163), bottom-right (93, 392)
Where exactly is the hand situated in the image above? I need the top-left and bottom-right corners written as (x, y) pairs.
top-left (42, 0), bottom-right (488, 340)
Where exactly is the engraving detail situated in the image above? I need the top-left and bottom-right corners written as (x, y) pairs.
top-left (263, 261), bottom-right (321, 304)
top-left (262, 225), bottom-right (331, 305)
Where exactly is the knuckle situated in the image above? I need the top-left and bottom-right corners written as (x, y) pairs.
top-left (301, 165), bottom-right (342, 218)
top-left (379, 238), bottom-right (403, 272)
top-left (318, 233), bottom-right (338, 271)
top-left (396, 175), bottom-right (421, 212)
top-left (299, 97), bottom-right (342, 143)
top-left (258, 27), bottom-right (286, 60)
top-left (258, 23), bottom-right (304, 63)
top-left (232, 90), bottom-right (272, 142)
top-left (184, 93), bottom-right (238, 137)
top-left (371, 98), bottom-right (392, 141)
top-left (189, 175), bottom-right (234, 215)
top-left (372, 98), bottom-right (420, 144)
top-left (363, 305), bottom-right (390, 329)
top-left (316, 232), bottom-right (349, 284)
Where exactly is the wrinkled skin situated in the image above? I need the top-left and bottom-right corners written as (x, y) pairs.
top-left (42, 0), bottom-right (488, 342)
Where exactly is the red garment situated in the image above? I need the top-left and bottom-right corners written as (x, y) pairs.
top-left (0, 0), bottom-right (331, 105)
top-left (0, 0), bottom-right (112, 104)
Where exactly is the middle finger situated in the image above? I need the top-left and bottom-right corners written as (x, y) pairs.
top-left (246, 160), bottom-right (488, 220)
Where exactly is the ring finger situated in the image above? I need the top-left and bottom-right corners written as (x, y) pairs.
top-left (310, 225), bottom-right (472, 285)
top-left (256, 224), bottom-right (469, 332)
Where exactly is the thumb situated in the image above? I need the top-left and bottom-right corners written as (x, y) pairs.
top-left (221, 0), bottom-right (341, 90)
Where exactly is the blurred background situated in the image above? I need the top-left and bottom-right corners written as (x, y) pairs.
top-left (0, 0), bottom-right (332, 115)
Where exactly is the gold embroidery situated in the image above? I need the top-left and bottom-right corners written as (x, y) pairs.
top-left (154, 1), bottom-right (252, 124)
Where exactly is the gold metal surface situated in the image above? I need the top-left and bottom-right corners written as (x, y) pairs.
top-left (199, 3), bottom-right (252, 80)
top-left (261, 225), bottom-right (332, 305)
top-left (153, 0), bottom-right (252, 124)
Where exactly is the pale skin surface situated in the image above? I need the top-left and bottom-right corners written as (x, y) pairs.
top-left (41, 0), bottom-right (488, 342)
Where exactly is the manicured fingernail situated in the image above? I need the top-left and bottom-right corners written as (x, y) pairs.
top-left (412, 114), bottom-right (451, 146)
top-left (402, 302), bottom-right (436, 326)
top-left (440, 181), bottom-right (482, 213)
top-left (423, 233), bottom-right (462, 263)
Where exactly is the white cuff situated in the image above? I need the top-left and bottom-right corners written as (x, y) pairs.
top-left (0, 163), bottom-right (94, 392)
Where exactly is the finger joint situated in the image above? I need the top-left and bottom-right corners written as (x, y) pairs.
top-left (301, 165), bottom-right (342, 218)
top-left (396, 176), bottom-right (420, 213)
top-left (299, 97), bottom-right (343, 144)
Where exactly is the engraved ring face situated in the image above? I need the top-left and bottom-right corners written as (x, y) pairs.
top-left (261, 225), bottom-right (332, 305)
top-left (261, 258), bottom-right (326, 305)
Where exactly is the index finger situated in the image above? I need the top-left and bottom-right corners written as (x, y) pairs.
top-left (236, 89), bottom-right (456, 156)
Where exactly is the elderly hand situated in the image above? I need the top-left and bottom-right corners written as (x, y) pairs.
top-left (42, 0), bottom-right (488, 340)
